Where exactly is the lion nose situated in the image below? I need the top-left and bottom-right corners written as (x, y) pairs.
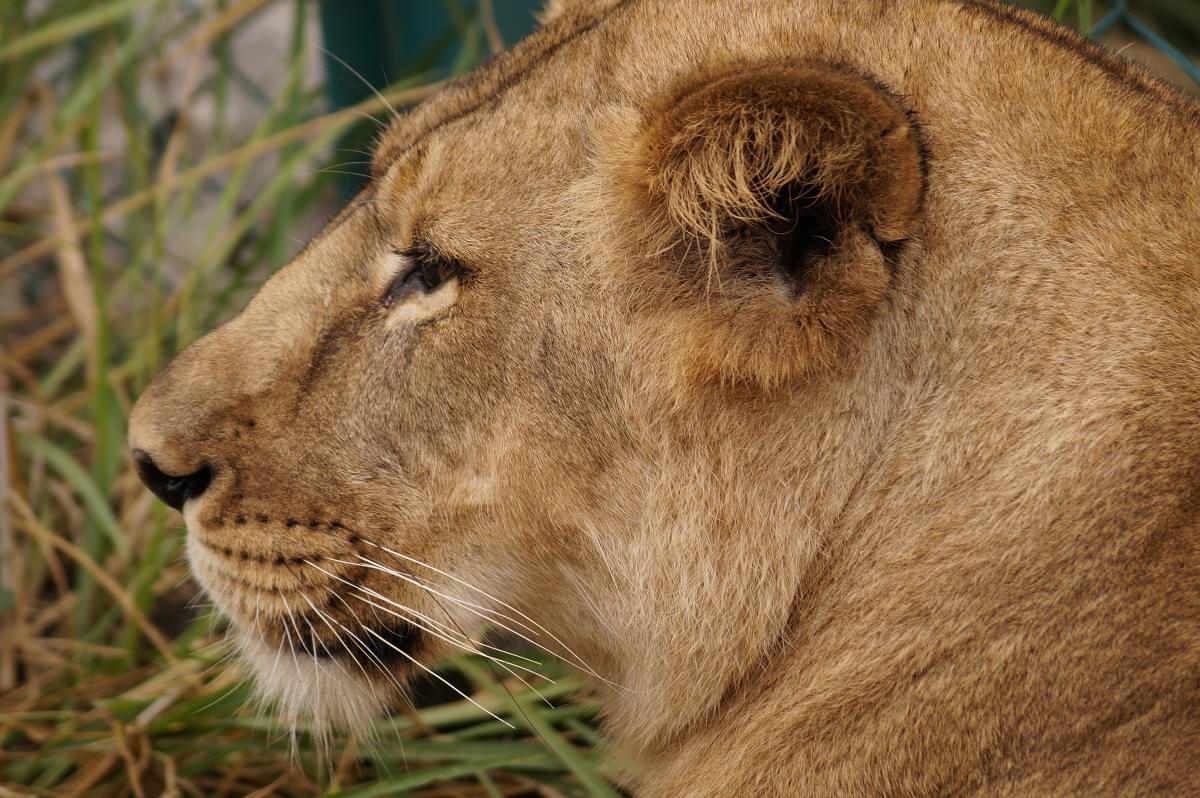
top-left (132, 449), bottom-right (213, 511)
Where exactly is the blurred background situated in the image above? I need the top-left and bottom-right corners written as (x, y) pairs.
top-left (0, 1), bottom-right (1196, 796)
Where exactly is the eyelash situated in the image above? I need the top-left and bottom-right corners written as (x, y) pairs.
top-left (382, 243), bottom-right (465, 307)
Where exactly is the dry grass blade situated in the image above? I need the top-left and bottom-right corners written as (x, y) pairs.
top-left (181, 0), bottom-right (275, 54)
top-left (0, 363), bottom-right (15, 693)
top-left (480, 0), bottom-right (505, 55)
top-left (45, 169), bottom-right (97, 353)
top-left (8, 492), bottom-right (187, 677)
top-left (0, 0), bottom-right (161, 63)
top-left (0, 92), bottom-right (33, 174)
top-left (0, 81), bottom-right (441, 280)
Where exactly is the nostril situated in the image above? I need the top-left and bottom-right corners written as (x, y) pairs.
top-left (132, 449), bottom-right (213, 512)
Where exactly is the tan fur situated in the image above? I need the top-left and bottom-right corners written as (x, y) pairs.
top-left (130, 1), bottom-right (1200, 794)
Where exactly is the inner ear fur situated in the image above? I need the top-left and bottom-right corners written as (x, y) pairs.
top-left (597, 61), bottom-right (925, 389)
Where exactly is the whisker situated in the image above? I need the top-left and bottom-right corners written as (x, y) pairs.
top-left (253, 590), bottom-right (264, 643)
top-left (336, 146), bottom-right (377, 161)
top-left (334, 556), bottom-right (545, 644)
top-left (324, 159), bottom-right (373, 169)
top-left (348, 590), bottom-right (554, 684)
top-left (391, 580), bottom-right (559, 708)
top-left (314, 584), bottom-right (413, 702)
top-left (360, 625), bottom-right (515, 729)
top-left (307, 560), bottom-right (545, 679)
top-left (301, 617), bottom-right (331, 750)
top-left (320, 46), bottom-right (400, 122)
top-left (276, 620), bottom-right (303, 750)
top-left (302, 590), bottom-right (406, 751)
top-left (305, 559), bottom-right (557, 719)
top-left (355, 540), bottom-right (615, 686)
top-left (341, 554), bottom-right (604, 683)
top-left (282, 596), bottom-right (323, 721)
top-left (392, 599), bottom-right (544, 666)
top-left (301, 594), bottom-right (372, 687)
top-left (313, 561), bottom-right (503, 656)
top-left (314, 168), bottom-right (373, 180)
top-left (304, 598), bottom-right (402, 756)
top-left (472, 640), bottom-right (542, 667)
top-left (264, 616), bottom-right (287, 694)
top-left (410, 573), bottom-right (561, 721)
top-left (302, 602), bottom-right (394, 758)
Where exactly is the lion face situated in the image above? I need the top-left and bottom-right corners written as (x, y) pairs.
top-left (129, 29), bottom-right (923, 722)
top-left (128, 99), bottom-right (633, 724)
top-left (130, 0), bottom-right (1200, 772)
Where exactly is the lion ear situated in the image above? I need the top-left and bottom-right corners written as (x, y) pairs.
top-left (597, 62), bottom-right (926, 389)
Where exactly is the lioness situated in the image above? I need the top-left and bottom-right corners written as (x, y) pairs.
top-left (129, 0), bottom-right (1200, 793)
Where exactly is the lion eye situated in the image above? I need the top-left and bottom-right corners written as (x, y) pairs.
top-left (383, 244), bottom-right (462, 307)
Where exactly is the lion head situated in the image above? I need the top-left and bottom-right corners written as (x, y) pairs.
top-left (130, 0), bottom-right (1200, 792)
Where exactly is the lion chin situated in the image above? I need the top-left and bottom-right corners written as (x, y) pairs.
top-left (233, 628), bottom-right (385, 734)
top-left (183, 515), bottom-right (435, 735)
top-left (190, 535), bottom-right (386, 733)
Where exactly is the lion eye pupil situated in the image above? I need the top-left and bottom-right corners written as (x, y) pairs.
top-left (420, 259), bottom-right (443, 289)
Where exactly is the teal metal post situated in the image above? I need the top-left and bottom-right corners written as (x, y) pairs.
top-left (319, 1), bottom-right (541, 197)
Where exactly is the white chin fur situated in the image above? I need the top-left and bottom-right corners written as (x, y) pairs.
top-left (235, 627), bottom-right (389, 733)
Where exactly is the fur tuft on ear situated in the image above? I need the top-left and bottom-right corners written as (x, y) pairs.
top-left (615, 61), bottom-right (924, 269)
top-left (594, 61), bottom-right (926, 390)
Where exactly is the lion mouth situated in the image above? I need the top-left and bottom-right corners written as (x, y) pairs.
top-left (284, 614), bottom-right (424, 669)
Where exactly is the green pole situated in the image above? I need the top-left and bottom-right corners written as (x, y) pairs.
top-left (318, 0), bottom-right (541, 196)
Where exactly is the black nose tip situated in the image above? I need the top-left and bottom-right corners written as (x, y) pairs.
top-left (132, 449), bottom-right (212, 511)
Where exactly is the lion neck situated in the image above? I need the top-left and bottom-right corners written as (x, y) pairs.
top-left (516, 393), bottom-right (892, 755)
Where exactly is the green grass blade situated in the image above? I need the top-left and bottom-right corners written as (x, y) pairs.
top-left (457, 659), bottom-right (619, 798)
top-left (0, 0), bottom-right (159, 63)
top-left (326, 752), bottom-right (552, 798)
top-left (17, 432), bottom-right (128, 556)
